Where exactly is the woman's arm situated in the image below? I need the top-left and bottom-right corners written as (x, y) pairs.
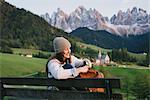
top-left (48, 61), bottom-right (79, 79)
top-left (72, 56), bottom-right (85, 68)
top-left (72, 56), bottom-right (92, 68)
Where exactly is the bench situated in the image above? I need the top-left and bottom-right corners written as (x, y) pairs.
top-left (0, 77), bottom-right (122, 100)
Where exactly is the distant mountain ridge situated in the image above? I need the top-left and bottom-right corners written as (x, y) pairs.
top-left (71, 27), bottom-right (149, 53)
top-left (41, 6), bottom-right (150, 36)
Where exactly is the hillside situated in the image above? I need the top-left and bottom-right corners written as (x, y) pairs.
top-left (0, 1), bottom-right (80, 52)
top-left (71, 27), bottom-right (149, 53)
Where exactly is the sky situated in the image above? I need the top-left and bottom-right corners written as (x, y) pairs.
top-left (5, 0), bottom-right (150, 18)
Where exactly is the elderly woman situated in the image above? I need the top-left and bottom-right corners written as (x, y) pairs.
top-left (46, 37), bottom-right (92, 79)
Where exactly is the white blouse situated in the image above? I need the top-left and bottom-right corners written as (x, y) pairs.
top-left (47, 55), bottom-right (84, 79)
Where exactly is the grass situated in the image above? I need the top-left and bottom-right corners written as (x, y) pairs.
top-left (94, 65), bottom-right (149, 83)
top-left (93, 66), bottom-right (150, 99)
top-left (94, 66), bottom-right (149, 78)
top-left (76, 42), bottom-right (111, 53)
top-left (0, 53), bottom-right (47, 77)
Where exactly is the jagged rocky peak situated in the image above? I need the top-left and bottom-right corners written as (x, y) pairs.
top-left (50, 8), bottom-right (70, 30)
top-left (139, 8), bottom-right (147, 13)
top-left (110, 7), bottom-right (149, 25)
top-left (56, 8), bottom-right (68, 18)
top-left (126, 8), bottom-right (131, 14)
top-left (131, 7), bottom-right (138, 14)
top-left (110, 14), bottom-right (116, 24)
top-left (75, 6), bottom-right (87, 14)
top-left (148, 14), bottom-right (150, 24)
top-left (104, 17), bottom-right (109, 22)
top-left (41, 6), bottom-right (150, 35)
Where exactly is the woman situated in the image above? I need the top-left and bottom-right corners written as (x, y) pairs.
top-left (46, 37), bottom-right (92, 79)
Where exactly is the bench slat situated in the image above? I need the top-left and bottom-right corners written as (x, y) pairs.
top-left (0, 77), bottom-right (121, 88)
top-left (4, 88), bottom-right (122, 100)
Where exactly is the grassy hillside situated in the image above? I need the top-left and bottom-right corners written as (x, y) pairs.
top-left (93, 66), bottom-right (150, 99)
top-left (0, 53), bottom-right (47, 77)
top-left (76, 42), bottom-right (111, 53)
top-left (94, 66), bottom-right (149, 78)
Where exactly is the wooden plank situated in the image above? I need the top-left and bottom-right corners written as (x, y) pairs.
top-left (0, 78), bottom-right (121, 88)
top-left (3, 88), bottom-right (123, 100)
top-left (0, 81), bottom-right (4, 100)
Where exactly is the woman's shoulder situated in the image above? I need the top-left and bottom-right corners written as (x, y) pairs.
top-left (49, 58), bottom-right (61, 64)
top-left (71, 55), bottom-right (78, 59)
top-left (71, 55), bottom-right (81, 60)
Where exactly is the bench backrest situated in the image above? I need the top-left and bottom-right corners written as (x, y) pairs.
top-left (0, 77), bottom-right (122, 100)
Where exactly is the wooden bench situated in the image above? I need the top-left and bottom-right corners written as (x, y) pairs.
top-left (0, 77), bottom-right (122, 100)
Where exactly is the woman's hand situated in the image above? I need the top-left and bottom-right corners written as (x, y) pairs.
top-left (83, 58), bottom-right (92, 68)
top-left (77, 66), bottom-right (89, 73)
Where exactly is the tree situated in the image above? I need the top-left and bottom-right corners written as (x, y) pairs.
top-left (0, 45), bottom-right (13, 54)
top-left (130, 73), bottom-right (150, 99)
top-left (111, 48), bottom-right (137, 63)
top-left (145, 52), bottom-right (150, 67)
top-left (85, 47), bottom-right (98, 59)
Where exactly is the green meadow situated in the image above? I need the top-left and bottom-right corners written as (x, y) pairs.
top-left (94, 66), bottom-right (150, 99)
top-left (94, 66), bottom-right (149, 78)
top-left (0, 53), bottom-right (47, 77)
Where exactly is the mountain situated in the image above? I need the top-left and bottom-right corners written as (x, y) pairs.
top-left (110, 7), bottom-right (150, 35)
top-left (41, 6), bottom-right (119, 34)
top-left (111, 7), bottom-right (149, 25)
top-left (71, 27), bottom-right (149, 53)
top-left (0, 1), bottom-right (80, 51)
top-left (41, 6), bottom-right (150, 36)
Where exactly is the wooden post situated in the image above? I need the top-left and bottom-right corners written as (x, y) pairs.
top-left (105, 80), bottom-right (112, 100)
top-left (0, 81), bottom-right (4, 100)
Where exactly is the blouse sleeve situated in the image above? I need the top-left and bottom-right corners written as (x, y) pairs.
top-left (72, 56), bottom-right (85, 68)
top-left (48, 60), bottom-right (79, 79)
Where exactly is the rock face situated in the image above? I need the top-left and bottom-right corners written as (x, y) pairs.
top-left (41, 6), bottom-right (150, 36)
top-left (110, 7), bottom-right (150, 35)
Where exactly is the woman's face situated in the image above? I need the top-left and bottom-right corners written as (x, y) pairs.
top-left (63, 48), bottom-right (71, 58)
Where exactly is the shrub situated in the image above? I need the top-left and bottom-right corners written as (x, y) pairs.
top-left (33, 52), bottom-right (51, 59)
top-left (0, 46), bottom-right (13, 54)
top-left (130, 73), bottom-right (150, 99)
